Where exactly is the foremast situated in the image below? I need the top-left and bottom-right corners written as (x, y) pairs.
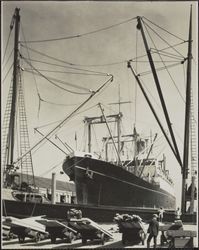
top-left (3, 8), bottom-right (36, 189)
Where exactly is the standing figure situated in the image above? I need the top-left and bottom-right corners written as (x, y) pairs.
top-left (175, 207), bottom-right (182, 220)
top-left (147, 214), bottom-right (159, 248)
top-left (158, 207), bottom-right (164, 223)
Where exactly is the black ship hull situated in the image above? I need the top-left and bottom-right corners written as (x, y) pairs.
top-left (63, 156), bottom-right (176, 209)
top-left (3, 199), bottom-right (196, 223)
top-left (3, 199), bottom-right (178, 222)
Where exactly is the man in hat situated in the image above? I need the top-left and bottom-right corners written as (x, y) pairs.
top-left (147, 214), bottom-right (159, 248)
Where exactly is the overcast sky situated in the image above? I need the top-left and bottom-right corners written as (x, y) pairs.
top-left (2, 1), bottom-right (198, 207)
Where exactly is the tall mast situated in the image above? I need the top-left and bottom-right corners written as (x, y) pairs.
top-left (7, 8), bottom-right (20, 167)
top-left (181, 5), bottom-right (192, 214)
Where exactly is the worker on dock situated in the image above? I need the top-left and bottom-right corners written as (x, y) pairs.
top-left (158, 207), bottom-right (164, 223)
top-left (175, 207), bottom-right (181, 220)
top-left (147, 214), bottom-right (159, 249)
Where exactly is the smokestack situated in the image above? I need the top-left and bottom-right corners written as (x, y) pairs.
top-left (51, 172), bottom-right (56, 204)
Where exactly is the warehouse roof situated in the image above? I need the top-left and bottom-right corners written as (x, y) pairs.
top-left (19, 173), bottom-right (75, 192)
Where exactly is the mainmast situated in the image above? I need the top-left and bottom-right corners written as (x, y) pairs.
top-left (181, 5), bottom-right (193, 214)
top-left (3, 8), bottom-right (36, 188)
top-left (7, 8), bottom-right (20, 168)
top-left (3, 8), bottom-right (20, 187)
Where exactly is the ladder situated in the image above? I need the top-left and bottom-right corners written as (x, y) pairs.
top-left (18, 71), bottom-right (36, 187)
top-left (2, 81), bottom-right (13, 184)
top-left (190, 87), bottom-right (197, 177)
top-left (189, 87), bottom-right (197, 212)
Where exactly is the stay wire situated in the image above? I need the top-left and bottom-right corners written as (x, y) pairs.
top-left (150, 48), bottom-right (184, 60)
top-left (142, 19), bottom-right (185, 58)
top-left (21, 46), bottom-right (183, 73)
top-left (2, 63), bottom-right (13, 83)
top-left (150, 51), bottom-right (184, 61)
top-left (22, 57), bottom-right (91, 95)
top-left (24, 68), bottom-right (92, 92)
top-left (39, 99), bottom-right (81, 107)
top-left (139, 77), bottom-right (163, 114)
top-left (35, 104), bottom-right (98, 130)
top-left (142, 20), bottom-right (186, 103)
top-left (2, 29), bottom-right (12, 63)
top-left (130, 41), bottom-right (186, 63)
top-left (21, 43), bottom-right (73, 65)
top-left (143, 16), bottom-right (186, 42)
top-left (40, 160), bottom-right (63, 177)
top-left (21, 54), bottom-right (108, 76)
top-left (21, 43), bottom-right (113, 75)
top-left (138, 61), bottom-right (183, 76)
top-left (21, 24), bottom-right (42, 118)
top-left (20, 16), bottom-right (137, 43)
top-left (3, 49), bottom-right (14, 70)
top-left (23, 67), bottom-right (106, 76)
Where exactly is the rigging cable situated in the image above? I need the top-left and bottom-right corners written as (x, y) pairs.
top-left (22, 57), bottom-right (91, 95)
top-left (138, 77), bottom-right (163, 114)
top-left (38, 99), bottom-right (81, 107)
top-left (20, 44), bottom-right (109, 75)
top-left (23, 67), bottom-right (107, 76)
top-left (20, 16), bottom-right (137, 43)
top-left (40, 160), bottom-right (63, 177)
top-left (2, 63), bottom-right (13, 83)
top-left (21, 40), bottom-right (182, 70)
top-left (142, 20), bottom-right (186, 102)
top-left (3, 49), bottom-right (14, 70)
top-left (143, 16), bottom-right (186, 42)
top-left (21, 24), bottom-right (42, 118)
top-left (33, 104), bottom-right (98, 131)
top-left (21, 51), bottom-right (182, 71)
top-left (23, 68), bottom-right (93, 92)
top-left (21, 43), bottom-right (74, 66)
top-left (142, 18), bottom-right (185, 59)
top-left (138, 61), bottom-right (184, 76)
top-left (130, 41), bottom-right (186, 63)
top-left (3, 29), bottom-right (12, 64)
top-left (150, 48), bottom-right (184, 60)
top-left (21, 56), bottom-right (108, 76)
